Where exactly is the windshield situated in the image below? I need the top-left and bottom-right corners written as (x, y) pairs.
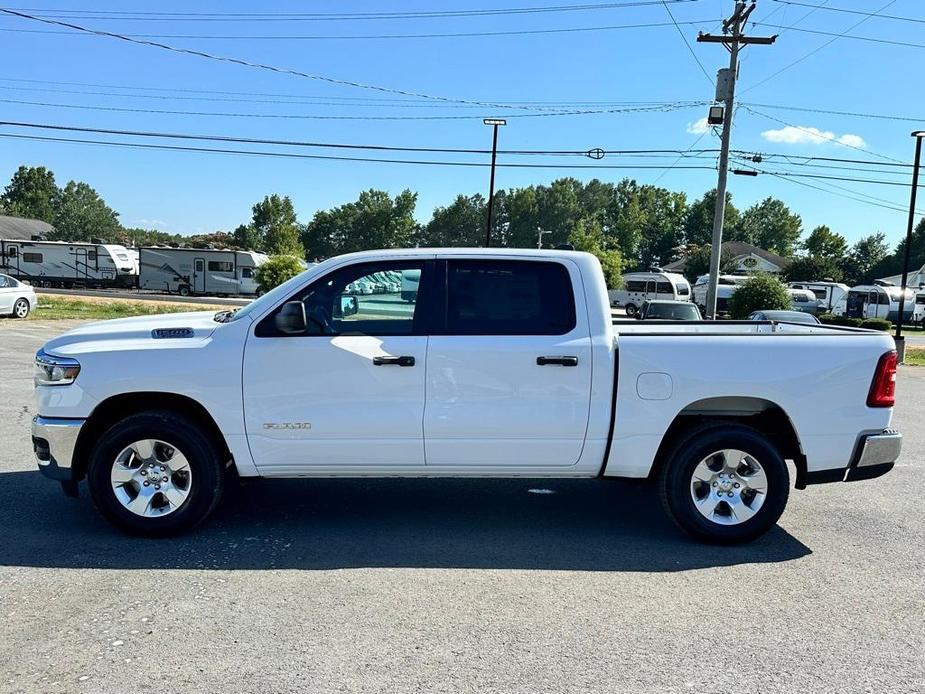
top-left (646, 303), bottom-right (700, 320)
top-left (226, 267), bottom-right (315, 323)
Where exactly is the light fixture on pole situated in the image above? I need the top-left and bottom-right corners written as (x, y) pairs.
top-left (895, 130), bottom-right (925, 356)
top-left (483, 118), bottom-right (506, 247)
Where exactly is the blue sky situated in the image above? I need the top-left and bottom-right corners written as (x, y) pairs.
top-left (0, 0), bottom-right (921, 247)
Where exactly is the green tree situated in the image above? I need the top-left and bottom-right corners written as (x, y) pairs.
top-left (603, 179), bottom-right (687, 267)
top-left (1, 165), bottom-right (59, 223)
top-left (254, 255), bottom-right (304, 292)
top-left (870, 220), bottom-right (925, 281)
top-left (727, 273), bottom-right (793, 319)
top-left (683, 189), bottom-right (740, 247)
top-left (735, 197), bottom-right (802, 256)
top-left (802, 225), bottom-right (847, 259)
top-left (50, 180), bottom-right (121, 242)
top-left (568, 218), bottom-right (623, 287)
top-left (680, 242), bottom-right (738, 282)
top-left (303, 189), bottom-right (418, 258)
top-left (842, 232), bottom-right (889, 284)
top-left (233, 222), bottom-right (263, 251)
top-left (783, 255), bottom-right (843, 283)
top-left (419, 194), bottom-right (486, 247)
top-left (252, 194), bottom-right (303, 257)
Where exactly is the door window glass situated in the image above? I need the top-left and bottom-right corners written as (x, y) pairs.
top-left (0, 275), bottom-right (10, 288)
top-left (445, 260), bottom-right (575, 336)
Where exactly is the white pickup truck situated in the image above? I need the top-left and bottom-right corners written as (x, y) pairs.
top-left (32, 249), bottom-right (902, 543)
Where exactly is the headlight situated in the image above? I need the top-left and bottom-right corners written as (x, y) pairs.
top-left (34, 349), bottom-right (80, 386)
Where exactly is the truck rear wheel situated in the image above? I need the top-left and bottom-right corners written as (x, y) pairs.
top-left (624, 303), bottom-right (638, 317)
top-left (87, 411), bottom-right (224, 536)
top-left (658, 423), bottom-right (789, 544)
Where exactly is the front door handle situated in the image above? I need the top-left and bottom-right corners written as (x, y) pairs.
top-left (536, 355), bottom-right (578, 367)
top-left (373, 355), bottom-right (416, 367)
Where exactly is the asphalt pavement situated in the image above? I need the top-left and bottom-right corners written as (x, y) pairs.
top-left (1, 318), bottom-right (923, 693)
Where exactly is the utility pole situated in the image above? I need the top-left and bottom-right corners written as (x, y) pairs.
top-left (697, 2), bottom-right (776, 319)
top-left (536, 227), bottom-right (551, 249)
top-left (483, 118), bottom-right (506, 247)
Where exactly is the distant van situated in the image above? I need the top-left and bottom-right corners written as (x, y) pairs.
top-left (608, 270), bottom-right (691, 316)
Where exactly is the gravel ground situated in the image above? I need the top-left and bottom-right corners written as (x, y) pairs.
top-left (1, 319), bottom-right (923, 694)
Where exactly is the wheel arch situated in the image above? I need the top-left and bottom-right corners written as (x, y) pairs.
top-left (648, 396), bottom-right (808, 488)
top-left (72, 391), bottom-right (232, 481)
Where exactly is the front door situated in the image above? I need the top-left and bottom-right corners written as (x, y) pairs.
top-left (243, 259), bottom-right (434, 471)
top-left (194, 258), bottom-right (206, 293)
top-left (424, 258), bottom-right (592, 467)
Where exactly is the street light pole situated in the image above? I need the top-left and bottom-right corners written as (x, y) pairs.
top-left (483, 118), bottom-right (506, 247)
top-left (895, 131), bottom-right (925, 346)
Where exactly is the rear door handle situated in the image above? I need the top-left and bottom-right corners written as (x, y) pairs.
top-left (536, 355), bottom-right (578, 367)
top-left (373, 355), bottom-right (416, 367)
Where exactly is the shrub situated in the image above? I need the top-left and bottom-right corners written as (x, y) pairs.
top-left (819, 313), bottom-right (862, 327)
top-left (859, 318), bottom-right (892, 332)
top-left (727, 273), bottom-right (792, 319)
top-left (254, 255), bottom-right (304, 292)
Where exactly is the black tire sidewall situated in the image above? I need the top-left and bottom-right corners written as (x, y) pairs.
top-left (87, 412), bottom-right (224, 536)
top-left (625, 303), bottom-right (637, 316)
top-left (661, 425), bottom-right (789, 544)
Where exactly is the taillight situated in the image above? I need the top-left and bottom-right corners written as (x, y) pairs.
top-left (868, 350), bottom-right (898, 408)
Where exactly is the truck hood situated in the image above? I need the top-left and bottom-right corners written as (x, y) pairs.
top-left (42, 311), bottom-right (221, 356)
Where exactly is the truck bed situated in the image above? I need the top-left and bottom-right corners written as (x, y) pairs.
top-left (612, 319), bottom-right (878, 336)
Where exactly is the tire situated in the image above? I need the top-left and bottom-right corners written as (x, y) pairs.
top-left (624, 303), bottom-right (638, 317)
top-left (658, 423), bottom-right (789, 544)
top-left (12, 298), bottom-right (30, 319)
top-left (87, 411), bottom-right (225, 536)
top-left (178, 285), bottom-right (191, 297)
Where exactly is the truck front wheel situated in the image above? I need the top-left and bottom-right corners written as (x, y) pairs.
top-left (87, 411), bottom-right (225, 536)
top-left (658, 424), bottom-right (789, 544)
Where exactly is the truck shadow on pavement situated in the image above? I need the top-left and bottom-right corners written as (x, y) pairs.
top-left (0, 471), bottom-right (811, 571)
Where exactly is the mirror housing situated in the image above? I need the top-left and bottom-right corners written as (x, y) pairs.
top-left (275, 301), bottom-right (307, 334)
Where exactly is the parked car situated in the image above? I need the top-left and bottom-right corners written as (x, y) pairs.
top-left (609, 269), bottom-right (691, 316)
top-left (0, 272), bottom-right (36, 318)
top-left (748, 310), bottom-right (821, 324)
top-left (636, 300), bottom-right (702, 321)
top-left (32, 249), bottom-right (902, 544)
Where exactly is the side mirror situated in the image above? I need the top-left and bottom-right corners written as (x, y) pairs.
top-left (343, 296), bottom-right (359, 317)
top-left (275, 301), bottom-right (307, 334)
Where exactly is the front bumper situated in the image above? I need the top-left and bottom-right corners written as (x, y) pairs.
top-left (32, 415), bottom-right (85, 481)
top-left (806, 429), bottom-right (902, 485)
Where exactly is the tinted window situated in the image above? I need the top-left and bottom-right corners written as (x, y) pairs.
top-left (879, 292), bottom-right (891, 306)
top-left (241, 268), bottom-right (253, 279)
top-left (645, 303), bottom-right (700, 320)
top-left (5, 246), bottom-right (17, 257)
top-left (656, 281), bottom-right (673, 294)
top-left (256, 261), bottom-right (426, 337)
top-left (23, 252), bottom-right (42, 263)
top-left (446, 260), bottom-right (575, 336)
top-left (87, 250), bottom-right (97, 261)
top-left (626, 280), bottom-right (645, 292)
top-left (676, 284), bottom-right (690, 296)
top-left (208, 261), bottom-right (234, 272)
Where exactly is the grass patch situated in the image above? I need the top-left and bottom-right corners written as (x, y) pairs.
top-left (32, 296), bottom-right (212, 321)
top-left (904, 347), bottom-right (925, 366)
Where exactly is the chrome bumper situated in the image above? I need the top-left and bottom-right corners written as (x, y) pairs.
top-left (854, 430), bottom-right (902, 469)
top-left (32, 415), bottom-right (85, 481)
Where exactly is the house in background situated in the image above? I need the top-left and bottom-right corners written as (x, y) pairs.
top-left (878, 264), bottom-right (925, 288)
top-left (0, 214), bottom-right (54, 241)
top-left (665, 241), bottom-right (792, 275)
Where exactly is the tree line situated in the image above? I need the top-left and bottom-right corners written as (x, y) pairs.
top-left (2, 164), bottom-right (920, 287)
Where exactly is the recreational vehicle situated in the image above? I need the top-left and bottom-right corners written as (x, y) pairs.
top-left (833, 282), bottom-right (915, 323)
top-left (139, 247), bottom-right (268, 296)
top-left (691, 274), bottom-right (749, 315)
top-left (788, 281), bottom-right (849, 313)
top-left (913, 288), bottom-right (925, 327)
top-left (0, 239), bottom-right (136, 288)
top-left (609, 269), bottom-right (691, 316)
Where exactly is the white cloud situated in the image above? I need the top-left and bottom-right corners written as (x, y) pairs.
top-left (686, 117), bottom-right (709, 135)
top-left (761, 125), bottom-right (867, 148)
top-left (130, 218), bottom-right (169, 229)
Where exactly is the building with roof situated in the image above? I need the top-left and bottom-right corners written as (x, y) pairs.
top-left (0, 215), bottom-right (54, 241)
top-left (665, 241), bottom-right (793, 275)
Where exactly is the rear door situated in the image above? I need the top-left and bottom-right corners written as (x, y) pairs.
top-left (194, 258), bottom-right (206, 293)
top-left (424, 258), bottom-right (592, 467)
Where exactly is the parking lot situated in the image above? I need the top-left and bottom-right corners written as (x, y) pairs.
top-left (1, 319), bottom-right (923, 693)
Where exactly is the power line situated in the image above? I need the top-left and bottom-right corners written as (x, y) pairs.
top-left (0, 96), bottom-right (706, 120)
top-left (7, 1), bottom-right (701, 22)
top-left (652, 128), bottom-right (712, 184)
top-left (742, 0), bottom-right (897, 94)
top-left (661, 0), bottom-right (714, 86)
top-left (0, 131), bottom-right (722, 171)
top-left (741, 100), bottom-right (925, 125)
top-left (0, 18), bottom-right (725, 41)
top-left (769, 1), bottom-right (925, 26)
top-left (752, 22), bottom-right (925, 50)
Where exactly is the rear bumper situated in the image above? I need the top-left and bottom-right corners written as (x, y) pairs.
top-left (806, 429), bottom-right (901, 485)
top-left (32, 415), bottom-right (85, 481)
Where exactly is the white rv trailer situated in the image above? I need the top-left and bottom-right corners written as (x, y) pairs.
top-left (0, 239), bottom-right (136, 288)
top-left (833, 282), bottom-right (915, 323)
top-left (788, 281), bottom-right (849, 313)
top-left (139, 247), bottom-right (268, 296)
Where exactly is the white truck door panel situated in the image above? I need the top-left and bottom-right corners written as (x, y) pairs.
top-left (243, 259), bottom-right (431, 469)
top-left (424, 259), bottom-right (592, 467)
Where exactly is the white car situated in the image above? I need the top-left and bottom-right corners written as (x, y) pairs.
top-left (32, 249), bottom-right (901, 543)
top-left (0, 272), bottom-right (36, 318)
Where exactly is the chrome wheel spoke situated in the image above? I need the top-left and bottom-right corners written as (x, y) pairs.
top-left (692, 463), bottom-right (714, 483)
top-left (165, 449), bottom-right (190, 473)
top-left (729, 497), bottom-right (757, 523)
top-left (695, 494), bottom-right (719, 519)
top-left (132, 439), bottom-right (156, 461)
top-left (742, 466), bottom-right (768, 493)
top-left (111, 438), bottom-right (191, 518)
top-left (110, 465), bottom-right (136, 484)
top-left (126, 489), bottom-right (154, 516)
top-left (162, 486), bottom-right (187, 509)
